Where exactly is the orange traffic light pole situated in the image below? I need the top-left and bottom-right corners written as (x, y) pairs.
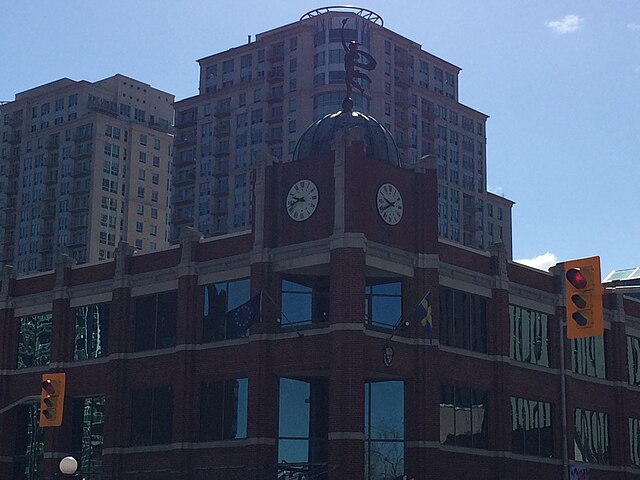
top-left (557, 256), bottom-right (604, 480)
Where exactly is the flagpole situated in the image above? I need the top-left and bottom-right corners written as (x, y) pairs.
top-left (386, 313), bottom-right (406, 341)
top-left (261, 289), bottom-right (294, 325)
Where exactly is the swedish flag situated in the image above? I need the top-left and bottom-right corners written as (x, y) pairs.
top-left (415, 291), bottom-right (433, 342)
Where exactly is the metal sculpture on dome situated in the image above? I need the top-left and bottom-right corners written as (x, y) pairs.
top-left (341, 17), bottom-right (376, 112)
top-left (292, 5), bottom-right (399, 165)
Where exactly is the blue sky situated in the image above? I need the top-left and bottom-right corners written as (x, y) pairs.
top-left (1, 1), bottom-right (638, 277)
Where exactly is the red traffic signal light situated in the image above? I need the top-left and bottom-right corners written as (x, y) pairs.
top-left (39, 373), bottom-right (66, 427)
top-left (564, 256), bottom-right (603, 339)
top-left (566, 268), bottom-right (587, 289)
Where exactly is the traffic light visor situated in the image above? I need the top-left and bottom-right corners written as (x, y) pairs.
top-left (566, 268), bottom-right (587, 289)
top-left (42, 379), bottom-right (56, 395)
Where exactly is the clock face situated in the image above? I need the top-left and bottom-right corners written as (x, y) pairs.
top-left (286, 179), bottom-right (319, 222)
top-left (376, 183), bottom-right (403, 225)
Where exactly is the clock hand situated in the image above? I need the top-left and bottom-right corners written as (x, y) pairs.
top-left (288, 196), bottom-right (306, 207)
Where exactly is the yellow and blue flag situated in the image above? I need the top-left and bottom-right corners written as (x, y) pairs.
top-left (415, 291), bottom-right (433, 342)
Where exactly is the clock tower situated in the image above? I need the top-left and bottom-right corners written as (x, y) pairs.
top-left (253, 107), bottom-right (438, 255)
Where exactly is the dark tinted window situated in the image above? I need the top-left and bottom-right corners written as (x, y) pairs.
top-left (14, 403), bottom-right (43, 480)
top-left (199, 378), bottom-right (248, 441)
top-left (134, 291), bottom-right (177, 351)
top-left (440, 288), bottom-right (487, 352)
top-left (130, 386), bottom-right (173, 446)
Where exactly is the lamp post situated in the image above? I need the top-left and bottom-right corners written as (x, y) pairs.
top-left (57, 456), bottom-right (85, 479)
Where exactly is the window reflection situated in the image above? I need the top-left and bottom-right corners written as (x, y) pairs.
top-left (71, 396), bottom-right (105, 480)
top-left (440, 384), bottom-right (488, 449)
top-left (13, 403), bottom-right (43, 480)
top-left (509, 305), bottom-right (549, 367)
top-left (574, 408), bottom-right (610, 464)
top-left (365, 280), bottom-right (402, 329)
top-left (571, 335), bottom-right (606, 379)
top-left (278, 378), bottom-right (328, 476)
top-left (17, 313), bottom-right (52, 369)
top-left (199, 378), bottom-right (248, 441)
top-left (74, 304), bottom-right (109, 361)
top-left (439, 288), bottom-right (487, 353)
top-left (202, 278), bottom-right (250, 341)
top-left (629, 418), bottom-right (640, 467)
top-left (627, 335), bottom-right (640, 386)
top-left (281, 276), bottom-right (329, 326)
top-left (510, 396), bottom-right (553, 457)
top-left (364, 380), bottom-right (404, 480)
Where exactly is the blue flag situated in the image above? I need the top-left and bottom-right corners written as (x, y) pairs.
top-left (226, 293), bottom-right (262, 338)
top-left (415, 291), bottom-right (433, 342)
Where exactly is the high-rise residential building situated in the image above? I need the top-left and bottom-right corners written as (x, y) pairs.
top-left (172, 6), bottom-right (513, 255)
top-left (0, 75), bottom-right (174, 274)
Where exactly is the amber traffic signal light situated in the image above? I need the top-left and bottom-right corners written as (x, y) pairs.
top-left (39, 373), bottom-right (66, 427)
top-left (564, 256), bottom-right (603, 339)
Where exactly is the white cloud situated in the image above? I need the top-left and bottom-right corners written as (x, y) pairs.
top-left (515, 252), bottom-right (558, 272)
top-left (628, 23), bottom-right (640, 31)
top-left (546, 15), bottom-right (584, 34)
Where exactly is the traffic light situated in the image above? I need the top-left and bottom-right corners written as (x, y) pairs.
top-left (564, 256), bottom-right (603, 339)
top-left (39, 373), bottom-right (66, 427)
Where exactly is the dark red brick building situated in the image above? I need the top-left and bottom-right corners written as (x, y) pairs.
top-left (1, 112), bottom-right (640, 480)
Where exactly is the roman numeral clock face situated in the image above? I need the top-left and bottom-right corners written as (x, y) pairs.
top-left (376, 183), bottom-right (403, 225)
top-left (286, 179), bottom-right (319, 222)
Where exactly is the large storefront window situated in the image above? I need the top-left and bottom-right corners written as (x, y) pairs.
top-left (440, 384), bottom-right (488, 449)
top-left (14, 404), bottom-right (43, 480)
top-left (278, 378), bottom-right (328, 477)
top-left (130, 386), bottom-right (173, 446)
top-left (74, 303), bottom-right (109, 361)
top-left (364, 380), bottom-right (404, 480)
top-left (202, 278), bottom-right (250, 341)
top-left (439, 288), bottom-right (487, 353)
top-left (365, 280), bottom-right (402, 329)
top-left (571, 335), bottom-right (606, 379)
top-left (17, 312), bottom-right (52, 369)
top-left (509, 305), bottom-right (549, 367)
top-left (71, 396), bottom-right (105, 480)
top-left (199, 378), bottom-right (248, 441)
top-left (133, 291), bottom-right (177, 351)
top-left (281, 276), bottom-right (329, 326)
top-left (510, 396), bottom-right (553, 457)
top-left (574, 408), bottom-right (610, 465)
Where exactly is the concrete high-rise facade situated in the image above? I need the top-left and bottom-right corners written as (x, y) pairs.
top-left (172, 6), bottom-right (513, 255)
top-left (0, 75), bottom-right (174, 275)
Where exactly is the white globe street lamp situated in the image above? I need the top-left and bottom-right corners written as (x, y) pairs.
top-left (59, 456), bottom-right (78, 475)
